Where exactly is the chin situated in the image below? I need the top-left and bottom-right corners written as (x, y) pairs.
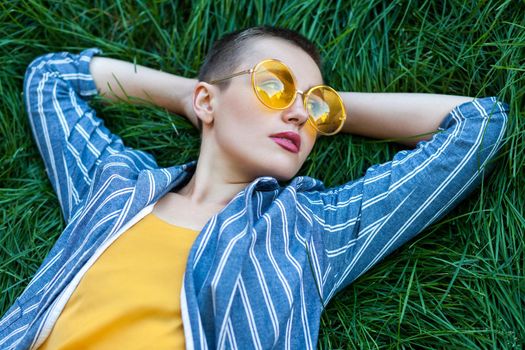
top-left (263, 165), bottom-right (299, 182)
top-left (249, 150), bottom-right (305, 181)
top-left (271, 173), bottom-right (294, 182)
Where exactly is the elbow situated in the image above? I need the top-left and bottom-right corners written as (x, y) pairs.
top-left (26, 53), bottom-right (49, 71)
top-left (23, 52), bottom-right (72, 104)
top-left (474, 97), bottom-right (509, 169)
top-left (24, 53), bottom-right (53, 93)
top-left (461, 97), bottom-right (509, 146)
top-left (24, 52), bottom-right (70, 84)
top-left (447, 97), bottom-right (509, 166)
top-left (483, 97), bottom-right (509, 148)
top-left (23, 52), bottom-right (66, 123)
top-left (25, 52), bottom-right (54, 79)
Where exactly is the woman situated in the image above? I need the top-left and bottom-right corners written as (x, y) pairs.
top-left (0, 26), bottom-right (508, 349)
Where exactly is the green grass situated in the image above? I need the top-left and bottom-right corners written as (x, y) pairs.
top-left (1, 0), bottom-right (523, 348)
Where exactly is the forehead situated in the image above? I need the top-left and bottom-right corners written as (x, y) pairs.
top-left (238, 37), bottom-right (324, 88)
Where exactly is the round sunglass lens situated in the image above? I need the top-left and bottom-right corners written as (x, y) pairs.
top-left (253, 61), bottom-right (296, 109)
top-left (307, 87), bottom-right (345, 135)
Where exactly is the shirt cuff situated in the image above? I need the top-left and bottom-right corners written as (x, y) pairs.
top-left (77, 48), bottom-right (103, 98)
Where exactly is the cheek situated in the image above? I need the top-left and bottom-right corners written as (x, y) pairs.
top-left (221, 89), bottom-right (263, 128)
top-left (302, 124), bottom-right (317, 152)
top-left (213, 95), bottom-right (267, 156)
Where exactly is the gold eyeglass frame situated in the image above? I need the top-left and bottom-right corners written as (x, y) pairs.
top-left (209, 59), bottom-right (346, 136)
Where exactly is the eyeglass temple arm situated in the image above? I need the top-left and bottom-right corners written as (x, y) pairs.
top-left (209, 69), bottom-right (253, 84)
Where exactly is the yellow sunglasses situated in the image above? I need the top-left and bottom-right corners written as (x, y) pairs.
top-left (209, 59), bottom-right (347, 136)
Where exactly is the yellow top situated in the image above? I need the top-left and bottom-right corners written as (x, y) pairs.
top-left (38, 213), bottom-right (199, 350)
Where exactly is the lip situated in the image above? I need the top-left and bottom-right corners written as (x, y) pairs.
top-left (269, 131), bottom-right (301, 153)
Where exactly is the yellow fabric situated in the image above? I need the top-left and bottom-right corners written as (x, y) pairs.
top-left (38, 213), bottom-right (199, 350)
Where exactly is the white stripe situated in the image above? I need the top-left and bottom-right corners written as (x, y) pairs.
top-left (147, 171), bottom-right (155, 204)
top-left (320, 194), bottom-right (362, 211)
top-left (52, 82), bottom-right (100, 184)
top-left (217, 273), bottom-right (244, 349)
top-left (296, 201), bottom-right (313, 226)
top-left (25, 249), bottom-right (63, 290)
top-left (299, 281), bottom-right (313, 349)
top-left (193, 215), bottom-right (218, 266)
top-left (363, 170), bottom-right (391, 184)
top-left (74, 123), bottom-right (102, 158)
top-left (238, 278), bottom-right (262, 349)
top-left (46, 57), bottom-right (74, 66)
top-left (21, 303), bottom-right (39, 315)
top-left (35, 72), bottom-right (64, 209)
top-left (0, 324), bottom-right (28, 347)
top-left (297, 201), bottom-right (359, 232)
top-left (305, 236), bottom-right (324, 301)
top-left (248, 227), bottom-right (280, 342)
top-left (301, 179), bottom-right (361, 200)
top-left (65, 141), bottom-right (91, 184)
top-left (126, 150), bottom-right (156, 170)
top-left (284, 306), bottom-right (294, 350)
top-left (322, 264), bottom-right (332, 286)
top-left (66, 173), bottom-right (131, 233)
top-left (0, 308), bottom-right (20, 328)
top-left (160, 168), bottom-right (173, 183)
top-left (101, 161), bottom-right (130, 172)
top-left (262, 214), bottom-right (293, 306)
top-left (8, 338), bottom-right (22, 350)
top-left (70, 88), bottom-right (85, 119)
top-left (180, 281), bottom-right (195, 350)
top-left (51, 81), bottom-right (70, 136)
top-left (324, 215), bottom-right (383, 257)
top-left (61, 72), bottom-right (93, 80)
top-left (63, 153), bottom-right (74, 217)
top-left (226, 318), bottom-right (238, 349)
top-left (316, 177), bottom-right (362, 197)
top-left (211, 225), bottom-right (248, 315)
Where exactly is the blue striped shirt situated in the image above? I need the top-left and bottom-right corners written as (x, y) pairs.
top-left (0, 49), bottom-right (509, 349)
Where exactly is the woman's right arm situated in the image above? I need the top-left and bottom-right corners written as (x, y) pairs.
top-left (24, 49), bottom-right (164, 223)
top-left (89, 57), bottom-right (198, 128)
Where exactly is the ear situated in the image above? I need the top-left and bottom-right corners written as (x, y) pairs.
top-left (193, 82), bottom-right (216, 128)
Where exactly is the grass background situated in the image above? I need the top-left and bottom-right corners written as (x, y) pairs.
top-left (1, 0), bottom-right (523, 348)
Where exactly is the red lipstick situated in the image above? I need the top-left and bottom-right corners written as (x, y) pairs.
top-left (269, 131), bottom-right (301, 153)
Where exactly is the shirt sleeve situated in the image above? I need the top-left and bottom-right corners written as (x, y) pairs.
top-left (300, 97), bottom-right (509, 301)
top-left (24, 49), bottom-right (157, 223)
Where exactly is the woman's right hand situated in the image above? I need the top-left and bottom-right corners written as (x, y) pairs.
top-left (90, 56), bottom-right (200, 130)
top-left (180, 78), bottom-right (199, 130)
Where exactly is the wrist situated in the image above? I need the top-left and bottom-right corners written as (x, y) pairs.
top-left (174, 77), bottom-right (198, 128)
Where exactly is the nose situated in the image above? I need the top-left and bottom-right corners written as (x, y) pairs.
top-left (281, 91), bottom-right (309, 126)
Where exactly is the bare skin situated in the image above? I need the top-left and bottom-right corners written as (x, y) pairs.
top-left (152, 192), bottom-right (223, 231)
top-left (89, 37), bottom-right (472, 230)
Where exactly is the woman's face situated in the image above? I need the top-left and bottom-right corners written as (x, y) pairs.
top-left (200, 37), bottom-right (323, 182)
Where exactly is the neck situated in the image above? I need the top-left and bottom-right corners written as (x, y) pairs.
top-left (176, 136), bottom-right (252, 208)
top-left (177, 164), bottom-right (248, 208)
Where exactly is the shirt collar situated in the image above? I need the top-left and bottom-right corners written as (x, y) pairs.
top-left (173, 160), bottom-right (324, 193)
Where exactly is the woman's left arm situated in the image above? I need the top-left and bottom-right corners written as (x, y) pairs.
top-left (339, 92), bottom-right (473, 146)
top-left (305, 95), bottom-right (509, 299)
